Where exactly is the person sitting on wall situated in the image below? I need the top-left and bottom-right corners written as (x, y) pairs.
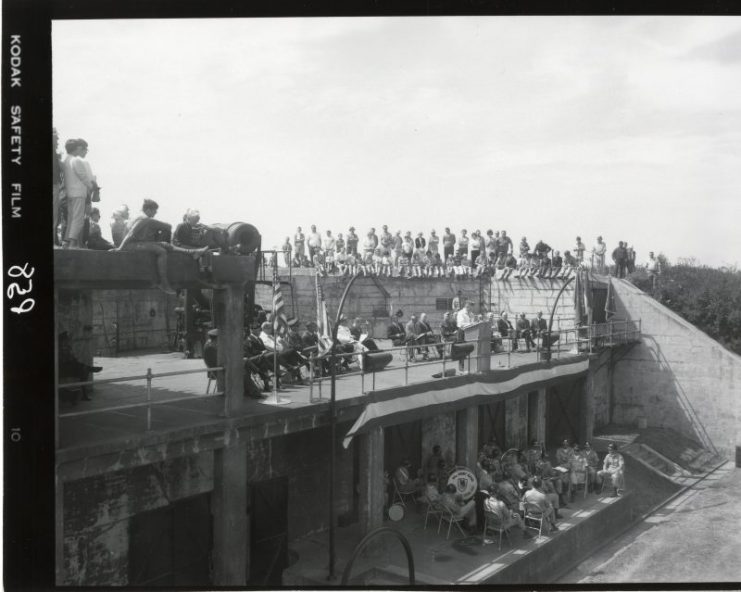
top-left (484, 487), bottom-right (534, 540)
top-left (58, 331), bottom-right (102, 403)
top-left (173, 208), bottom-right (210, 248)
top-left (394, 459), bottom-right (424, 495)
top-left (582, 442), bottom-right (601, 492)
top-left (523, 477), bottom-right (558, 532)
top-left (117, 199), bottom-right (209, 295)
top-left (598, 442), bottom-right (625, 497)
top-left (85, 207), bottom-right (114, 250)
top-left (110, 204), bottom-right (130, 247)
top-left (441, 483), bottom-right (477, 531)
top-left (387, 309), bottom-right (407, 346)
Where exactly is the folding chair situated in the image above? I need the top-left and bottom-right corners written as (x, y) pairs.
top-left (392, 478), bottom-right (418, 508)
top-left (423, 498), bottom-right (444, 530)
top-left (482, 511), bottom-right (510, 550)
top-left (523, 501), bottom-right (546, 537)
top-left (439, 504), bottom-right (467, 540)
top-left (571, 468), bottom-right (589, 500)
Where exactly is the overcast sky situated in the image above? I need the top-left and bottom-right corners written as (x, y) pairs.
top-left (53, 17), bottom-right (741, 267)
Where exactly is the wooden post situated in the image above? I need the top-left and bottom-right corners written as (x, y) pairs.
top-left (212, 440), bottom-right (249, 585)
top-left (358, 426), bottom-right (385, 536)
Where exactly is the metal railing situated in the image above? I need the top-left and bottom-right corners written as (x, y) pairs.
top-left (56, 319), bottom-right (640, 445)
top-left (57, 365), bottom-right (224, 441)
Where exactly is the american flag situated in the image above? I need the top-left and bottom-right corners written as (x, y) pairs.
top-left (272, 268), bottom-right (290, 337)
top-left (315, 273), bottom-right (334, 354)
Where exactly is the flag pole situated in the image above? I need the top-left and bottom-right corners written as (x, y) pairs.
top-left (267, 261), bottom-right (290, 406)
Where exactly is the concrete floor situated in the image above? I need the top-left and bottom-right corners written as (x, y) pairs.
top-left (285, 490), bottom-right (625, 586)
top-left (559, 463), bottom-right (741, 584)
top-left (58, 342), bottom-right (580, 450)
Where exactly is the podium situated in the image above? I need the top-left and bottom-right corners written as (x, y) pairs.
top-left (461, 321), bottom-right (491, 374)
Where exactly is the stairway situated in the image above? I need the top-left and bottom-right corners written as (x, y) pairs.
top-left (622, 442), bottom-right (698, 486)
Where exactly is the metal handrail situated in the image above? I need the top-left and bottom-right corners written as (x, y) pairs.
top-left (57, 365), bottom-right (225, 432)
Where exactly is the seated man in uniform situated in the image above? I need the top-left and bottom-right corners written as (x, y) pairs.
top-left (583, 441), bottom-right (601, 491)
top-left (522, 477), bottom-right (558, 532)
top-left (484, 488), bottom-right (533, 540)
top-left (569, 442), bottom-right (590, 500)
top-left (555, 438), bottom-right (575, 504)
top-left (598, 442), bottom-right (626, 496)
top-left (117, 199), bottom-right (209, 294)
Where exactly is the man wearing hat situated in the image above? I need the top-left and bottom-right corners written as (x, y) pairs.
top-left (387, 309), bottom-right (407, 346)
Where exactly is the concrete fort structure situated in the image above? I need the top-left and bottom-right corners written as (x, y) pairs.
top-left (54, 251), bottom-right (737, 586)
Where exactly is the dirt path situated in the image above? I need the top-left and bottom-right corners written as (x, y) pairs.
top-left (559, 464), bottom-right (740, 584)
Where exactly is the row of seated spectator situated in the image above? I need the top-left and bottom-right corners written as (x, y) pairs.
top-left (388, 303), bottom-right (556, 362)
top-left (203, 316), bottom-right (395, 398)
top-left (391, 438), bottom-right (625, 536)
top-left (282, 226), bottom-right (638, 277)
top-left (301, 249), bottom-right (580, 280)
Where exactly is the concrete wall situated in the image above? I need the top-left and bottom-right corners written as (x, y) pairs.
top-left (62, 453), bottom-right (214, 586)
top-left (61, 425), bottom-right (358, 585)
top-left (610, 278), bottom-right (740, 459)
top-left (260, 269), bottom-right (575, 337)
top-left (587, 348), bottom-right (612, 433)
top-left (421, 413), bottom-right (457, 468)
top-left (90, 289), bottom-right (178, 354)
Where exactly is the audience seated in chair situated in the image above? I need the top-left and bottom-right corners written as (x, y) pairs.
top-left (394, 459), bottom-right (424, 497)
top-left (523, 477), bottom-right (558, 533)
top-left (440, 483), bottom-right (477, 531)
top-left (484, 488), bottom-right (533, 541)
top-left (598, 442), bottom-right (625, 496)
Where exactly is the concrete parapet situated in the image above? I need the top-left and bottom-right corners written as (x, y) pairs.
top-left (610, 279), bottom-right (740, 459)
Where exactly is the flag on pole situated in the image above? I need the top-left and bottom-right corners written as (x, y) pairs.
top-left (315, 273), bottom-right (334, 354)
top-left (273, 268), bottom-right (290, 337)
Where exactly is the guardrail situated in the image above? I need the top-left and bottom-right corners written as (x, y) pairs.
top-left (56, 319), bottom-right (640, 448)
